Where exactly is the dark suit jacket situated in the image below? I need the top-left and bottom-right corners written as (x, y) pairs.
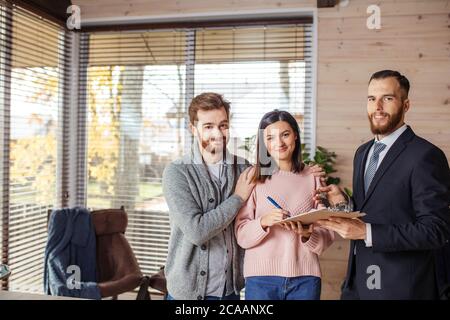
top-left (342, 126), bottom-right (450, 300)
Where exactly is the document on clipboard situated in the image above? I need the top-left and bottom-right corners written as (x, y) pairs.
top-left (275, 209), bottom-right (366, 226)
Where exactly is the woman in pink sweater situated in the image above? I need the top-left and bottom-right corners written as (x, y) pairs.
top-left (235, 110), bottom-right (335, 300)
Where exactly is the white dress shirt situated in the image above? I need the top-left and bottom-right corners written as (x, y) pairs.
top-left (363, 124), bottom-right (408, 247)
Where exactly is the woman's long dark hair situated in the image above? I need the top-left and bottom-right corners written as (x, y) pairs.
top-left (252, 109), bottom-right (304, 183)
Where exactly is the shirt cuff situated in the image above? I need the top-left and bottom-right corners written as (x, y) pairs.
top-left (364, 223), bottom-right (372, 247)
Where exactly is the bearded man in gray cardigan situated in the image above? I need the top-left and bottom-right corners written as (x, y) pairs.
top-left (163, 92), bottom-right (324, 300)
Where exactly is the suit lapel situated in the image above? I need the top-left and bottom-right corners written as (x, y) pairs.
top-left (356, 141), bottom-right (373, 204)
top-left (361, 127), bottom-right (415, 209)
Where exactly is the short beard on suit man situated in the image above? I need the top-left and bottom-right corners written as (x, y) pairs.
top-left (368, 106), bottom-right (404, 136)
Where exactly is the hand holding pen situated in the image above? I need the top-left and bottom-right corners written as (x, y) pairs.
top-left (265, 196), bottom-right (313, 240)
top-left (260, 197), bottom-right (290, 229)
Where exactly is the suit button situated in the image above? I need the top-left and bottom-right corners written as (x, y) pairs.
top-left (200, 271), bottom-right (206, 276)
top-left (209, 198), bottom-right (214, 203)
top-left (197, 295), bottom-right (203, 300)
top-left (201, 245), bottom-right (207, 250)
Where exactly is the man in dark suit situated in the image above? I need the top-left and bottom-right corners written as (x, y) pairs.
top-left (316, 70), bottom-right (450, 299)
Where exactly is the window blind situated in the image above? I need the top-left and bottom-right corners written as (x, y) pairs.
top-left (80, 22), bottom-right (314, 280)
top-left (79, 30), bottom-right (187, 279)
top-left (194, 25), bottom-right (313, 158)
top-left (0, 0), bottom-right (71, 292)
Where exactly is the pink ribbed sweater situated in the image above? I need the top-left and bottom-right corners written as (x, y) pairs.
top-left (235, 166), bottom-right (335, 278)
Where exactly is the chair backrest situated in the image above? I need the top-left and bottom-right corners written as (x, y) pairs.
top-left (90, 208), bottom-right (142, 284)
top-left (92, 208), bottom-right (168, 297)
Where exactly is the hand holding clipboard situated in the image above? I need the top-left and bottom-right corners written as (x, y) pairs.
top-left (266, 196), bottom-right (365, 226)
top-left (276, 209), bottom-right (365, 225)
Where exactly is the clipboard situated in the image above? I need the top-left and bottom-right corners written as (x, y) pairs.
top-left (275, 209), bottom-right (366, 225)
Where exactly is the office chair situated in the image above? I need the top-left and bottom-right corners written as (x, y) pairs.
top-left (46, 207), bottom-right (166, 299)
top-left (91, 207), bottom-right (151, 299)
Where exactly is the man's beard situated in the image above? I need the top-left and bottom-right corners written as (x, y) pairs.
top-left (368, 108), bottom-right (404, 136)
top-left (200, 136), bottom-right (226, 155)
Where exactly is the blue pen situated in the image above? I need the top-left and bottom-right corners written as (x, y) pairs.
top-left (267, 196), bottom-right (290, 218)
top-left (267, 196), bottom-right (283, 209)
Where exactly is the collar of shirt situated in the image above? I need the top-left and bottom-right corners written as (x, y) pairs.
top-left (209, 159), bottom-right (224, 165)
top-left (207, 160), bottom-right (224, 180)
top-left (365, 124), bottom-right (408, 172)
top-left (375, 123), bottom-right (408, 147)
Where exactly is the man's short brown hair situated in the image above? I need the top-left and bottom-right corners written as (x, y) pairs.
top-left (188, 92), bottom-right (230, 125)
top-left (369, 70), bottom-right (410, 99)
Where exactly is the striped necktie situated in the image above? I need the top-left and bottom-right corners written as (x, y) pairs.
top-left (364, 142), bottom-right (387, 193)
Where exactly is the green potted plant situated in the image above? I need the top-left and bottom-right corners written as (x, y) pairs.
top-left (302, 144), bottom-right (352, 196)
